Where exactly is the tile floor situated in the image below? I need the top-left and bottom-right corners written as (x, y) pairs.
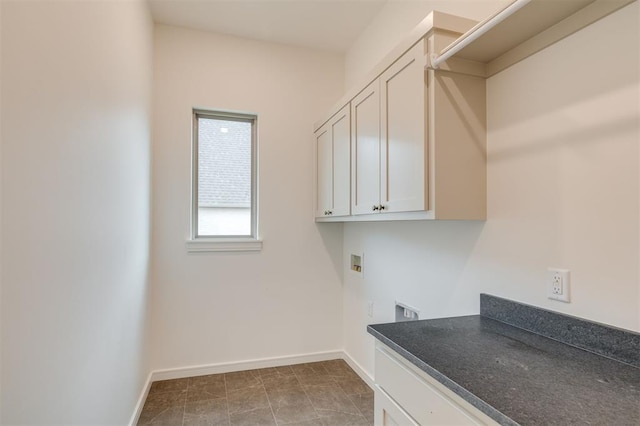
top-left (138, 359), bottom-right (374, 426)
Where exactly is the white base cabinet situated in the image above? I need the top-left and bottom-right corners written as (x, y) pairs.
top-left (374, 343), bottom-right (498, 426)
top-left (375, 387), bottom-right (419, 426)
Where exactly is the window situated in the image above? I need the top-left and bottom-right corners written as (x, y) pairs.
top-left (188, 109), bottom-right (260, 252)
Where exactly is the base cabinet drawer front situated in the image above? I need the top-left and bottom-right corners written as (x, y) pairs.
top-left (375, 386), bottom-right (419, 426)
top-left (375, 346), bottom-right (497, 425)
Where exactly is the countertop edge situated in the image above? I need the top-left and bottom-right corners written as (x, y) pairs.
top-left (367, 324), bottom-right (519, 426)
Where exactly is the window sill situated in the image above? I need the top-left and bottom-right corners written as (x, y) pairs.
top-left (186, 238), bottom-right (263, 253)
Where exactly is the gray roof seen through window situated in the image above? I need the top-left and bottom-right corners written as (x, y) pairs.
top-left (198, 117), bottom-right (251, 208)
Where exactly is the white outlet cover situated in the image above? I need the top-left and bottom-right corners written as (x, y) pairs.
top-left (547, 268), bottom-right (570, 303)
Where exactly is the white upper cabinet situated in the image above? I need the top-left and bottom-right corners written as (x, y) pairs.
top-left (332, 107), bottom-right (351, 217)
top-left (315, 126), bottom-right (332, 217)
top-left (315, 105), bottom-right (351, 218)
top-left (352, 41), bottom-right (428, 216)
top-left (351, 81), bottom-right (380, 215)
top-left (315, 11), bottom-right (487, 222)
top-left (381, 41), bottom-right (428, 213)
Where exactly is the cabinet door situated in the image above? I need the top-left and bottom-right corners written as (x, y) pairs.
top-left (351, 80), bottom-right (381, 215)
top-left (331, 106), bottom-right (351, 216)
top-left (380, 41), bottom-right (428, 213)
top-left (375, 387), bottom-right (419, 426)
top-left (315, 125), bottom-right (332, 218)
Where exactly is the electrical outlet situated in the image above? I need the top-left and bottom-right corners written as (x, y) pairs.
top-left (552, 274), bottom-right (562, 294)
top-left (547, 268), bottom-right (570, 303)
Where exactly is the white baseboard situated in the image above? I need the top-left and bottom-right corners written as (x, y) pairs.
top-left (341, 351), bottom-right (375, 390)
top-left (150, 350), bottom-right (344, 381)
top-left (129, 350), bottom-right (344, 425)
top-left (129, 371), bottom-right (152, 426)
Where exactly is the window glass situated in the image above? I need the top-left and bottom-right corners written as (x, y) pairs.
top-left (193, 111), bottom-right (256, 238)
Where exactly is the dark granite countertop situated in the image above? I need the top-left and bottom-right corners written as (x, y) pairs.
top-left (368, 299), bottom-right (640, 425)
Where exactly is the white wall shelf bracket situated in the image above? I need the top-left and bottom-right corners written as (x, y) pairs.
top-left (431, 0), bottom-right (532, 70)
top-left (427, 53), bottom-right (440, 70)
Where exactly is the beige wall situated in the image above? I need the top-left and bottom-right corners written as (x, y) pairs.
top-left (151, 25), bottom-right (345, 371)
top-left (0, 2), bottom-right (3, 418)
top-left (1, 0), bottom-right (153, 424)
top-left (342, 2), bottom-right (639, 378)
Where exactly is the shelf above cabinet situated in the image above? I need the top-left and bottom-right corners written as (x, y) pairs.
top-left (432, 0), bottom-right (635, 77)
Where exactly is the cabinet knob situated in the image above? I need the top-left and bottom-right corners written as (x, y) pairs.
top-left (328, 210), bottom-right (333, 215)
top-left (379, 204), bottom-right (386, 211)
top-left (372, 205), bottom-right (379, 211)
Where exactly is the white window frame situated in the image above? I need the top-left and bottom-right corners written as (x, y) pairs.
top-left (186, 109), bottom-right (262, 252)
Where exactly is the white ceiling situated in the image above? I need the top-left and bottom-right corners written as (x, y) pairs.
top-left (148, 0), bottom-right (388, 53)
